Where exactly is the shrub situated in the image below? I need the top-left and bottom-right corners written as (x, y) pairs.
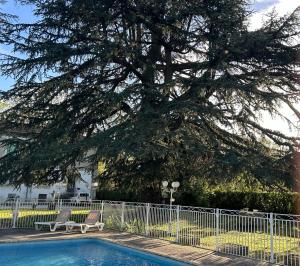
top-left (96, 190), bottom-right (140, 202)
top-left (192, 191), bottom-right (300, 214)
top-left (96, 189), bottom-right (300, 214)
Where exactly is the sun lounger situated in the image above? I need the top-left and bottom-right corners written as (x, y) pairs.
top-left (34, 209), bottom-right (72, 232)
top-left (65, 210), bottom-right (104, 234)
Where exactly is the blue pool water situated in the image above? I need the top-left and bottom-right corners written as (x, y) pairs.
top-left (0, 238), bottom-right (190, 266)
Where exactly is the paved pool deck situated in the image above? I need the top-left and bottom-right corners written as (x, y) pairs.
top-left (0, 229), bottom-right (271, 266)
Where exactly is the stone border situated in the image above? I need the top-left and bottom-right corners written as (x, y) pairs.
top-left (0, 229), bottom-right (270, 265)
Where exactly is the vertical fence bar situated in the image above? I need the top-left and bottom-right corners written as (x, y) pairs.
top-left (146, 203), bottom-right (150, 236)
top-left (59, 199), bottom-right (62, 211)
top-left (269, 213), bottom-right (274, 263)
top-left (121, 202), bottom-right (125, 230)
top-left (100, 201), bottom-right (104, 223)
top-left (215, 208), bottom-right (220, 252)
top-left (12, 198), bottom-right (19, 229)
top-left (176, 205), bottom-right (180, 242)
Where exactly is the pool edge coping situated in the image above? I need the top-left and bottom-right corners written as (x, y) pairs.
top-left (0, 229), bottom-right (271, 266)
top-left (0, 232), bottom-right (197, 265)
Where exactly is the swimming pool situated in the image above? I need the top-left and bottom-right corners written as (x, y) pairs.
top-left (0, 238), bottom-right (190, 265)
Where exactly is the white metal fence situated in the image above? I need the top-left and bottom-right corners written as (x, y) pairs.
top-left (0, 199), bottom-right (299, 265)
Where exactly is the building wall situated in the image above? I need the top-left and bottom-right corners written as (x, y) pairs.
top-left (0, 184), bottom-right (66, 200)
top-left (74, 169), bottom-right (93, 194)
top-left (0, 135), bottom-right (96, 200)
top-left (0, 171), bottom-right (93, 201)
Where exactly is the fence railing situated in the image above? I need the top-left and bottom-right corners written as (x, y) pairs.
top-left (0, 199), bottom-right (299, 266)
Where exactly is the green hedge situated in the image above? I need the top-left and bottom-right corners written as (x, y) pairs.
top-left (179, 191), bottom-right (300, 214)
top-left (97, 189), bottom-right (300, 214)
top-left (96, 190), bottom-right (141, 202)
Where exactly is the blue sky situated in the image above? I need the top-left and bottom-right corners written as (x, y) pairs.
top-left (254, 0), bottom-right (279, 10)
top-left (0, 0), bottom-right (35, 91)
top-left (0, 0), bottom-right (289, 92)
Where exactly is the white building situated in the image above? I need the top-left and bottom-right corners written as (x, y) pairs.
top-left (0, 135), bottom-right (96, 201)
top-left (0, 169), bottom-right (94, 201)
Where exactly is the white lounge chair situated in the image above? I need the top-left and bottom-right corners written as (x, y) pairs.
top-left (65, 210), bottom-right (104, 234)
top-left (35, 209), bottom-right (72, 232)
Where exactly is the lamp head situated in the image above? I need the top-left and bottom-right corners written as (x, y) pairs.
top-left (92, 182), bottom-right (99, 187)
top-left (162, 181), bottom-right (168, 188)
top-left (171, 181), bottom-right (180, 188)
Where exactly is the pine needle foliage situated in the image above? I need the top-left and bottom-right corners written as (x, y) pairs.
top-left (0, 0), bottom-right (299, 186)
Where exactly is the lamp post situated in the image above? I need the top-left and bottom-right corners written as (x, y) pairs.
top-left (161, 181), bottom-right (180, 233)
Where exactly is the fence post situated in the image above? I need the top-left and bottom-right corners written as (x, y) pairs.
top-left (58, 199), bottom-right (63, 211)
top-left (215, 208), bottom-right (220, 252)
top-left (176, 205), bottom-right (180, 242)
top-left (145, 203), bottom-right (150, 236)
top-left (12, 198), bottom-right (19, 229)
top-left (269, 213), bottom-right (274, 263)
top-left (121, 202), bottom-right (125, 230)
top-left (100, 201), bottom-right (104, 223)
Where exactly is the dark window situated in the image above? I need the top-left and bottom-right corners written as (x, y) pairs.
top-left (38, 194), bottom-right (47, 203)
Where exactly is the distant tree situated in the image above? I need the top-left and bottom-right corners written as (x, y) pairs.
top-left (0, 0), bottom-right (299, 187)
